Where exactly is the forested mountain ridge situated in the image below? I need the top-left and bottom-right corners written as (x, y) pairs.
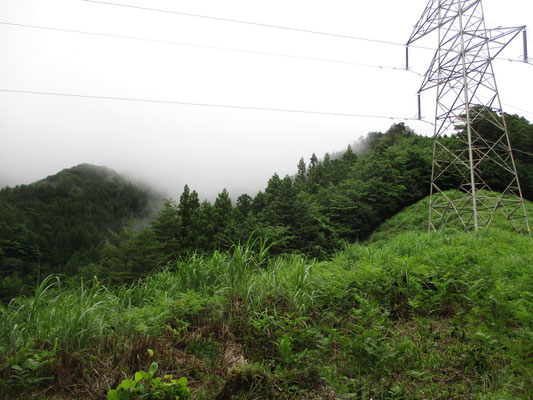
top-left (1, 116), bottom-right (533, 399)
top-left (0, 164), bottom-right (158, 300)
top-left (102, 113), bottom-right (533, 279)
top-left (1, 113), bottom-right (532, 299)
top-left (97, 123), bottom-right (435, 283)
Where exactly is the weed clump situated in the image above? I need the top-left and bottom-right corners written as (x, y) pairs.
top-left (107, 351), bottom-right (190, 400)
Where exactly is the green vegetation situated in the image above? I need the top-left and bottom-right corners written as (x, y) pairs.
top-left (1, 227), bottom-right (532, 399)
top-left (107, 351), bottom-right (190, 400)
top-left (94, 114), bottom-right (533, 284)
top-left (2, 115), bottom-right (533, 300)
top-left (371, 191), bottom-right (533, 242)
top-left (0, 164), bottom-right (158, 300)
top-left (1, 115), bottom-right (533, 398)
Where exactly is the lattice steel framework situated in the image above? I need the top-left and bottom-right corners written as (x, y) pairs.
top-left (407, 0), bottom-right (531, 236)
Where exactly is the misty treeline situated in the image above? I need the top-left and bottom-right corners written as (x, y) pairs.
top-left (0, 165), bottom-right (152, 300)
top-left (1, 113), bottom-right (533, 300)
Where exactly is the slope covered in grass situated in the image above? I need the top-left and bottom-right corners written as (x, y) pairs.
top-left (1, 229), bottom-right (532, 399)
top-left (370, 191), bottom-right (533, 243)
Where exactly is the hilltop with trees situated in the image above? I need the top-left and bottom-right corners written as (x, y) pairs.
top-left (1, 115), bottom-right (533, 398)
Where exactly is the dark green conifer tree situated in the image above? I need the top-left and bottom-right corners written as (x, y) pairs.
top-left (294, 157), bottom-right (307, 191)
top-left (177, 185), bottom-right (201, 250)
top-left (213, 189), bottom-right (234, 249)
top-left (151, 199), bottom-right (180, 258)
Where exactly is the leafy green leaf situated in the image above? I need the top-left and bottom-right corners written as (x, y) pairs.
top-left (117, 378), bottom-right (134, 390)
top-left (148, 361), bottom-right (158, 376)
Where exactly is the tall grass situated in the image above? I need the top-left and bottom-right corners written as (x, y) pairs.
top-left (0, 276), bottom-right (117, 354)
top-left (1, 229), bottom-right (532, 399)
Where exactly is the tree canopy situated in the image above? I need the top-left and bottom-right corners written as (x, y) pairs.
top-left (2, 115), bottom-right (532, 299)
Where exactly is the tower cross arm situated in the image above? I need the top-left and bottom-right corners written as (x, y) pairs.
top-left (406, 0), bottom-right (481, 46)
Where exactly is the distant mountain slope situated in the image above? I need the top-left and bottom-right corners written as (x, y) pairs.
top-left (0, 164), bottom-right (160, 300)
top-left (370, 191), bottom-right (533, 242)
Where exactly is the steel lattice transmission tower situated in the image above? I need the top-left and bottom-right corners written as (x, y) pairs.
top-left (406, 0), bottom-right (531, 236)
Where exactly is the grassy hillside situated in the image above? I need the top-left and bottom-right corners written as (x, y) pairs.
top-left (1, 228), bottom-right (532, 399)
top-left (370, 191), bottom-right (533, 243)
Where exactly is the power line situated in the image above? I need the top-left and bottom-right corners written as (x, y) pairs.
top-left (473, 92), bottom-right (533, 119)
top-left (0, 21), bottom-right (421, 75)
top-left (514, 148), bottom-right (533, 158)
top-left (0, 20), bottom-right (526, 125)
top-left (0, 21), bottom-right (527, 71)
top-left (0, 87), bottom-right (434, 125)
top-left (82, 0), bottom-right (532, 66)
top-left (82, 0), bottom-right (436, 51)
top-left (501, 102), bottom-right (533, 118)
top-left (500, 57), bottom-right (533, 67)
top-left (3, 22), bottom-right (529, 114)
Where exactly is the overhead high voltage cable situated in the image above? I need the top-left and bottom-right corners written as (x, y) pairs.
top-left (0, 88), bottom-right (434, 125)
top-left (82, 0), bottom-right (532, 65)
top-left (82, 0), bottom-right (434, 51)
top-left (0, 21), bottom-right (420, 75)
top-left (514, 148), bottom-right (533, 158)
top-left (502, 103), bottom-right (533, 117)
top-left (0, 20), bottom-right (526, 70)
top-left (0, 21), bottom-right (528, 123)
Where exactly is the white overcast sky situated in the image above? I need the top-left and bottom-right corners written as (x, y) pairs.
top-left (1, 0), bottom-right (532, 200)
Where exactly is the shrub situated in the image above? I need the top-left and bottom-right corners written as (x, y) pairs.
top-left (107, 351), bottom-right (190, 400)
